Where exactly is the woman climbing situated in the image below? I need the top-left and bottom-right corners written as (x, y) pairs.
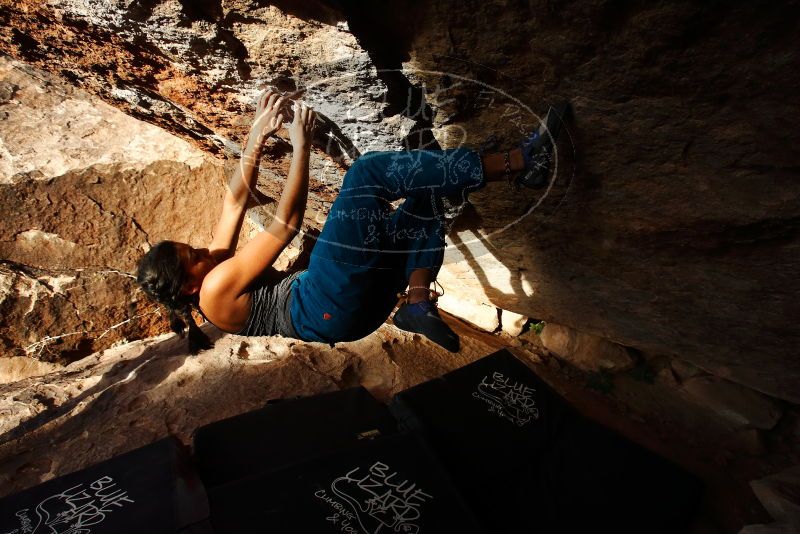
top-left (136, 89), bottom-right (566, 354)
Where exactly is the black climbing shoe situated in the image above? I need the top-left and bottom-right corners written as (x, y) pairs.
top-left (518, 102), bottom-right (571, 189)
top-left (392, 301), bottom-right (460, 353)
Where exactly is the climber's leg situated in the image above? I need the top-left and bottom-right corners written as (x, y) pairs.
top-left (516, 102), bottom-right (571, 188)
top-left (479, 101), bottom-right (571, 188)
top-left (392, 264), bottom-right (460, 352)
top-left (293, 148), bottom-right (483, 346)
top-left (386, 190), bottom-right (447, 279)
top-left (407, 268), bottom-right (434, 304)
top-left (381, 191), bottom-right (460, 352)
top-left (481, 149), bottom-right (526, 180)
top-left (339, 148), bottom-right (485, 201)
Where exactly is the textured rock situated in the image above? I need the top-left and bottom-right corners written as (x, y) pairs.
top-left (0, 356), bottom-right (60, 384)
top-left (415, 1), bottom-right (800, 403)
top-left (436, 292), bottom-right (499, 332)
top-left (751, 466), bottom-right (800, 525)
top-left (0, 158), bottom-right (230, 361)
top-left (540, 323), bottom-right (636, 373)
top-left (732, 429), bottom-right (767, 457)
top-left (679, 376), bottom-right (784, 430)
top-left (671, 358), bottom-right (704, 382)
top-left (0, 158), bottom-right (226, 273)
top-left (0, 316), bottom-right (504, 497)
top-left (0, 262), bottom-right (144, 362)
top-left (0, 1), bottom-right (799, 403)
top-left (0, 56), bottom-right (229, 361)
top-left (739, 525), bottom-right (797, 534)
top-left (740, 465), bottom-right (800, 532)
top-left (501, 309), bottom-right (528, 336)
top-left (655, 366), bottom-right (680, 388)
top-left (0, 56), bottom-right (208, 183)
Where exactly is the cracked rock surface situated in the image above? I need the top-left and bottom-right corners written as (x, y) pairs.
top-left (0, 154), bottom-right (227, 362)
top-left (0, 55), bottom-right (227, 362)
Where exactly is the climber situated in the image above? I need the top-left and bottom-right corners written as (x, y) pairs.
top-left (136, 89), bottom-right (568, 354)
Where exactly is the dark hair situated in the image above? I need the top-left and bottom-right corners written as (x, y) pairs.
top-left (136, 240), bottom-right (212, 354)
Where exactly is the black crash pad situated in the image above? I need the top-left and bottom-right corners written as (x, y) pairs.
top-left (390, 349), bottom-right (702, 533)
top-left (194, 386), bottom-right (397, 488)
top-left (0, 436), bottom-right (209, 534)
top-left (208, 433), bottom-right (483, 534)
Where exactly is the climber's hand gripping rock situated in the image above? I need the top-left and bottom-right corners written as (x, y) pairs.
top-left (247, 89), bottom-right (286, 154)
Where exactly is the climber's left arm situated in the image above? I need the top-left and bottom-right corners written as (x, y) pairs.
top-left (208, 90), bottom-right (285, 263)
top-left (268, 101), bottom-right (315, 241)
top-left (201, 103), bottom-right (315, 304)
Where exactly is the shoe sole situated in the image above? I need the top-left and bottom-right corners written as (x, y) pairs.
top-left (392, 309), bottom-right (460, 353)
top-left (518, 101), bottom-right (571, 189)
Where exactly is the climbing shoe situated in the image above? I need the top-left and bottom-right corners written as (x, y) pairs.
top-left (392, 301), bottom-right (460, 353)
top-left (517, 101), bottom-right (571, 189)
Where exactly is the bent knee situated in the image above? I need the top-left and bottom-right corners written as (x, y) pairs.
top-left (342, 152), bottom-right (394, 191)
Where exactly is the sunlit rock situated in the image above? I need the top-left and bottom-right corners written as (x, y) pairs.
top-left (540, 323), bottom-right (636, 373)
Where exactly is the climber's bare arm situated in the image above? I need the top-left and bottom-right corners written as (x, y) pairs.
top-left (204, 101), bottom-right (316, 300)
top-left (270, 102), bottom-right (315, 240)
top-left (208, 90), bottom-right (286, 263)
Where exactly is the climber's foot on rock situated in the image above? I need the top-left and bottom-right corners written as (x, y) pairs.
top-left (517, 101), bottom-right (571, 189)
top-left (393, 301), bottom-right (460, 353)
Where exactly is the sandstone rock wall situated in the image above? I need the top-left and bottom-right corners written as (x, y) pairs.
top-left (411, 0), bottom-right (800, 404)
top-left (0, 57), bottom-right (207, 182)
top-left (0, 55), bottom-right (226, 361)
top-left (1, 1), bottom-right (798, 402)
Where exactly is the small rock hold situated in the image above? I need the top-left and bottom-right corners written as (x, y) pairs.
top-left (671, 358), bottom-right (703, 382)
top-left (655, 366), bottom-right (679, 388)
top-left (526, 352), bottom-right (543, 364)
top-left (0, 81), bottom-right (18, 103)
top-left (540, 323), bottom-right (636, 373)
top-left (514, 347), bottom-right (542, 365)
top-left (739, 523), bottom-right (798, 533)
top-left (734, 429), bottom-right (766, 456)
top-left (679, 376), bottom-right (783, 430)
top-left (500, 309), bottom-right (528, 336)
top-left (15, 462), bottom-right (42, 475)
top-left (629, 413), bottom-right (646, 424)
top-left (127, 395), bottom-right (148, 412)
top-left (749, 465), bottom-right (800, 526)
top-left (436, 294), bottom-right (500, 332)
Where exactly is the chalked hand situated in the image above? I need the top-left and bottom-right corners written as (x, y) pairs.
top-left (247, 89), bottom-right (285, 152)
